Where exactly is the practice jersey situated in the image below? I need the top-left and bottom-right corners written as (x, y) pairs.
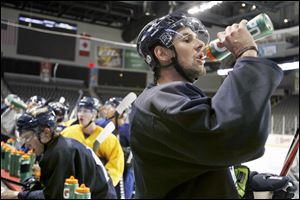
top-left (18, 136), bottom-right (117, 199)
top-left (130, 57), bottom-right (284, 198)
top-left (61, 124), bottom-right (124, 186)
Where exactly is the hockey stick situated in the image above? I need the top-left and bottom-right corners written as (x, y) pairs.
top-left (92, 92), bottom-right (137, 199)
top-left (114, 92), bottom-right (137, 199)
top-left (69, 89), bottom-right (83, 120)
top-left (284, 129), bottom-right (299, 162)
top-left (92, 92), bottom-right (137, 151)
top-left (1, 177), bottom-right (25, 187)
top-left (115, 92), bottom-right (137, 117)
top-left (93, 121), bottom-right (115, 152)
top-left (279, 129), bottom-right (299, 176)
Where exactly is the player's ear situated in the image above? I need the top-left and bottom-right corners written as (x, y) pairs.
top-left (153, 46), bottom-right (174, 62)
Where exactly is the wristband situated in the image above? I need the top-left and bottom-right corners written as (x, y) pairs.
top-left (236, 46), bottom-right (258, 59)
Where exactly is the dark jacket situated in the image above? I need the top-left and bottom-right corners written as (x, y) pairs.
top-left (19, 136), bottom-right (117, 199)
top-left (129, 57), bottom-right (283, 198)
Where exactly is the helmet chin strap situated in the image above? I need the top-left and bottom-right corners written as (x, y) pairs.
top-left (168, 47), bottom-right (194, 83)
top-left (84, 120), bottom-right (94, 129)
top-left (36, 127), bottom-right (54, 151)
top-left (83, 110), bottom-right (97, 129)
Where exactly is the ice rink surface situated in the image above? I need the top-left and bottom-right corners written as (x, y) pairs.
top-left (243, 134), bottom-right (294, 175)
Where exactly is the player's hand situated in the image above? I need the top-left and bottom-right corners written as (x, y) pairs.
top-left (1, 187), bottom-right (19, 199)
top-left (217, 20), bottom-right (257, 58)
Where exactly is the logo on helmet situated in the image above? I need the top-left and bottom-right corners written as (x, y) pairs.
top-left (159, 32), bottom-right (173, 47)
top-left (146, 55), bottom-right (152, 64)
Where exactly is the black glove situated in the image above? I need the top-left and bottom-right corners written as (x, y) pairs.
top-left (244, 171), bottom-right (258, 199)
top-left (22, 177), bottom-right (42, 191)
top-left (272, 181), bottom-right (297, 199)
top-left (244, 171), bottom-right (297, 199)
top-left (123, 146), bottom-right (133, 168)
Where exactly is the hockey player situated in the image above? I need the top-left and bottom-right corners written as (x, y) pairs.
top-left (1, 106), bottom-right (117, 199)
top-left (96, 97), bottom-right (135, 199)
top-left (61, 96), bottom-right (124, 187)
top-left (25, 96), bottom-right (46, 111)
top-left (129, 11), bottom-right (285, 198)
top-left (48, 99), bottom-right (69, 132)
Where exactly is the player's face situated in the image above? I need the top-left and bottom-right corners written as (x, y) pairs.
top-left (77, 107), bottom-right (94, 126)
top-left (103, 104), bottom-right (116, 120)
top-left (19, 131), bottom-right (44, 156)
top-left (172, 27), bottom-right (207, 79)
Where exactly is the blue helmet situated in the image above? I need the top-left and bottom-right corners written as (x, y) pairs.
top-left (48, 101), bottom-right (69, 123)
top-left (16, 106), bottom-right (57, 134)
top-left (26, 96), bottom-right (46, 106)
top-left (136, 11), bottom-right (210, 70)
top-left (105, 97), bottom-right (123, 108)
top-left (78, 96), bottom-right (101, 112)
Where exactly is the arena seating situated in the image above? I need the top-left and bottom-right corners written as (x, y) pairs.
top-left (272, 95), bottom-right (299, 134)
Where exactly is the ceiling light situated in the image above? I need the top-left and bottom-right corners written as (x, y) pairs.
top-left (241, 3), bottom-right (246, 7)
top-left (284, 19), bottom-right (289, 23)
top-left (217, 61), bottom-right (299, 76)
top-left (188, 1), bottom-right (223, 14)
top-left (278, 61), bottom-right (299, 71)
top-left (217, 68), bottom-right (233, 76)
top-left (251, 5), bottom-right (256, 10)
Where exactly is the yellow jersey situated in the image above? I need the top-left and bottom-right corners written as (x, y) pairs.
top-left (61, 124), bottom-right (124, 186)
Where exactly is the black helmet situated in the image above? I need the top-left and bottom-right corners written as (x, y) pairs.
top-left (26, 96), bottom-right (46, 106)
top-left (48, 101), bottom-right (69, 123)
top-left (137, 11), bottom-right (210, 70)
top-left (105, 97), bottom-right (123, 108)
top-left (78, 96), bottom-right (101, 112)
top-left (16, 106), bottom-right (57, 134)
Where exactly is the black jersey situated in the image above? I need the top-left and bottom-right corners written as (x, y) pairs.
top-left (129, 57), bottom-right (283, 198)
top-left (19, 135), bottom-right (117, 199)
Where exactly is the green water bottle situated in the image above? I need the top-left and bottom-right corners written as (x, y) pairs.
top-left (27, 150), bottom-right (36, 175)
top-left (5, 94), bottom-right (27, 110)
top-left (1, 142), bottom-right (7, 169)
top-left (63, 176), bottom-right (79, 199)
top-left (16, 151), bottom-right (25, 177)
top-left (204, 13), bottom-right (274, 62)
top-left (20, 154), bottom-right (31, 183)
top-left (3, 146), bottom-right (12, 172)
top-left (10, 150), bottom-right (24, 177)
top-left (9, 150), bottom-right (18, 177)
top-left (74, 184), bottom-right (91, 199)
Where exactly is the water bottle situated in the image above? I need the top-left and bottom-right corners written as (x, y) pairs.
top-left (63, 176), bottom-right (79, 199)
top-left (3, 146), bottom-right (12, 172)
top-left (16, 151), bottom-right (25, 177)
top-left (33, 164), bottom-right (41, 181)
top-left (74, 184), bottom-right (91, 199)
top-left (1, 142), bottom-right (7, 169)
top-left (5, 94), bottom-right (27, 110)
top-left (9, 150), bottom-right (19, 177)
top-left (20, 154), bottom-right (31, 183)
top-left (27, 149), bottom-right (36, 175)
top-left (204, 13), bottom-right (274, 62)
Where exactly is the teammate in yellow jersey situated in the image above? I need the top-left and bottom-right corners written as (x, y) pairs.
top-left (61, 96), bottom-right (124, 186)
